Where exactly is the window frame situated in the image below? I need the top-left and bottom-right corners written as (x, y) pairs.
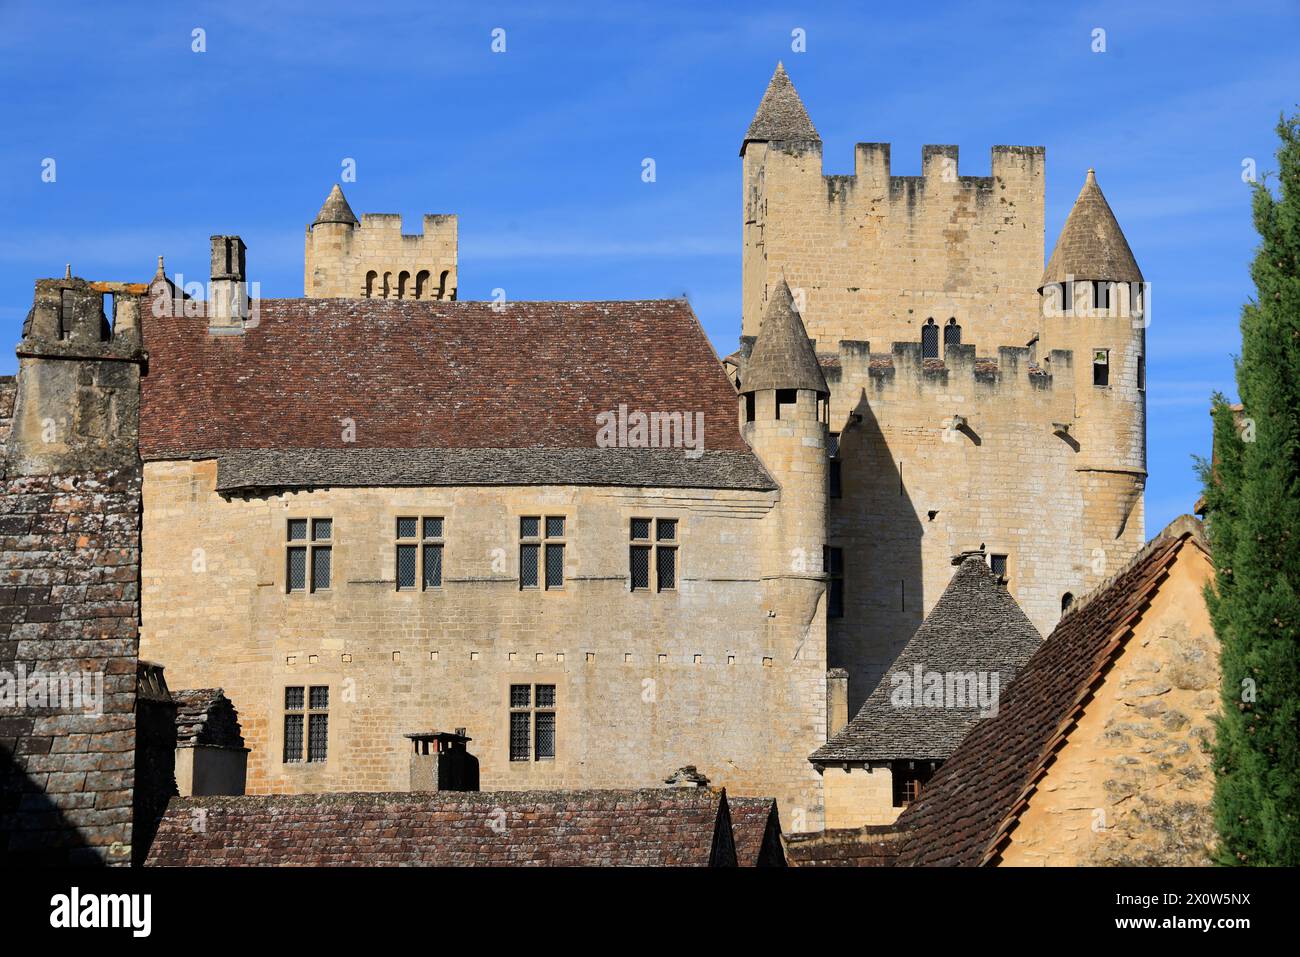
top-left (630, 518), bottom-right (678, 593)
top-left (395, 516), bottom-right (445, 591)
top-left (508, 682), bottom-right (557, 762)
top-left (287, 517), bottom-right (333, 594)
top-left (282, 684), bottom-right (329, 764)
top-left (828, 432), bottom-right (842, 499)
top-left (1092, 348), bottom-right (1110, 387)
top-left (520, 515), bottom-right (566, 591)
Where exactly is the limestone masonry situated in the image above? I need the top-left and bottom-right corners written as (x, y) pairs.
top-left (3, 63), bottom-right (1153, 845)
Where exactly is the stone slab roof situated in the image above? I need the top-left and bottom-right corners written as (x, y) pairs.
top-left (739, 280), bottom-right (829, 395)
top-left (205, 447), bottom-right (775, 493)
top-left (891, 517), bottom-right (1209, 866)
top-left (172, 688), bottom-right (245, 749)
top-left (742, 62), bottom-right (820, 152)
top-left (1041, 169), bottom-right (1143, 287)
top-left (811, 555), bottom-right (1041, 763)
top-left (145, 788), bottom-right (765, 866)
top-left (785, 825), bottom-right (902, 867)
top-left (140, 298), bottom-right (770, 491)
top-left (313, 184), bottom-right (358, 226)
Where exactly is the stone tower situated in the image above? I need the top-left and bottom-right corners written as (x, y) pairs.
top-left (736, 64), bottom-right (1147, 715)
top-left (303, 184), bottom-right (458, 300)
top-left (739, 279), bottom-right (830, 822)
top-left (5, 274), bottom-right (146, 476)
top-left (1038, 169), bottom-right (1147, 578)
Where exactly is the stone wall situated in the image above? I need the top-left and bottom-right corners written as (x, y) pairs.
top-left (824, 342), bottom-right (1144, 712)
top-left (742, 142), bottom-right (1046, 347)
top-left (139, 462), bottom-right (829, 827)
top-left (997, 540), bottom-right (1218, 865)
top-left (0, 467), bottom-right (142, 865)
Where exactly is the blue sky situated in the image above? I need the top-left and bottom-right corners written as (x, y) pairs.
top-left (1, 0), bottom-right (1297, 534)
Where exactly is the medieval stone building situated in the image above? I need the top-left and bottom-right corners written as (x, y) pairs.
top-left (3, 63), bottom-right (1154, 847)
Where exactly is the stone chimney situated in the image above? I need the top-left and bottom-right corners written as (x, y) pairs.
top-left (406, 731), bottom-right (479, 792)
top-left (826, 668), bottom-right (849, 738)
top-left (208, 235), bottom-right (248, 333)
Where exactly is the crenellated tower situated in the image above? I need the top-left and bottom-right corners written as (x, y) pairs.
top-left (737, 64), bottom-right (1147, 717)
top-left (304, 184), bottom-right (458, 300)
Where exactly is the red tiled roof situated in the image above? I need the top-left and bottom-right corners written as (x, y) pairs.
top-left (891, 517), bottom-right (1209, 866)
top-left (145, 789), bottom-right (741, 867)
top-left (139, 298), bottom-right (748, 458)
top-left (727, 796), bottom-right (786, 866)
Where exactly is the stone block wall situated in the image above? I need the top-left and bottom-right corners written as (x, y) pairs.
top-left (304, 212), bottom-right (458, 300)
top-left (139, 463), bottom-right (828, 827)
top-left (0, 466), bottom-right (142, 865)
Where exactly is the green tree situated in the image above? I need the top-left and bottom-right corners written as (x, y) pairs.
top-left (1200, 112), bottom-right (1300, 866)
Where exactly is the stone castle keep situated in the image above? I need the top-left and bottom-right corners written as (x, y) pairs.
top-left (2, 63), bottom-right (1151, 849)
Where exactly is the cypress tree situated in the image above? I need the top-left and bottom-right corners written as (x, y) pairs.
top-left (1200, 112), bottom-right (1300, 866)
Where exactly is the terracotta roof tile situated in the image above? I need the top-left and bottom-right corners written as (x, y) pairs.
top-left (139, 298), bottom-right (763, 488)
top-left (146, 788), bottom-right (742, 867)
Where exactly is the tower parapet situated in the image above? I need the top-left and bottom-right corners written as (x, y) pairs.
top-left (5, 274), bottom-right (146, 476)
top-left (304, 184), bottom-right (458, 300)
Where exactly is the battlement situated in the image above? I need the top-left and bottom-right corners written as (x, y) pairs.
top-left (305, 189), bottom-right (458, 300)
top-left (778, 143), bottom-right (1045, 203)
top-left (819, 338), bottom-right (1074, 400)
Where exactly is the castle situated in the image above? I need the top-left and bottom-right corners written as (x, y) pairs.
top-left (2, 64), bottom-right (1147, 836)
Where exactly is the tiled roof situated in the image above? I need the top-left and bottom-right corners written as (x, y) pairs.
top-left (145, 788), bottom-right (749, 866)
top-left (785, 825), bottom-right (903, 867)
top-left (742, 62), bottom-right (820, 152)
top-left (1040, 169), bottom-right (1143, 287)
top-left (891, 517), bottom-right (1209, 866)
top-left (139, 297), bottom-right (766, 489)
top-left (728, 796), bottom-right (787, 866)
top-left (739, 280), bottom-right (829, 396)
top-left (811, 555), bottom-right (1041, 763)
top-left (313, 184), bottom-right (358, 226)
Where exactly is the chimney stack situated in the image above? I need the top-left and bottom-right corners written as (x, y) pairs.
top-left (208, 235), bottom-right (248, 333)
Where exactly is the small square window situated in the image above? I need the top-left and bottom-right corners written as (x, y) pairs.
top-left (309, 685), bottom-right (329, 710)
top-left (1093, 349), bottom-right (1110, 387)
top-left (535, 685), bottom-right (556, 708)
top-left (285, 687), bottom-right (304, 711)
top-left (423, 517), bottom-right (443, 539)
top-left (312, 519), bottom-right (332, 542)
top-left (510, 684), bottom-right (531, 708)
top-left (990, 553), bottom-right (1008, 580)
top-left (520, 516), bottom-right (540, 539)
top-left (545, 516), bottom-right (565, 539)
top-left (656, 519), bottom-right (677, 542)
top-left (396, 517), bottom-right (418, 539)
top-left (631, 518), bottom-right (651, 541)
top-left (288, 519), bottom-right (308, 542)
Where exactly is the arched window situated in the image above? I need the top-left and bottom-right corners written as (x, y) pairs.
top-left (365, 271), bottom-right (378, 298)
top-left (1061, 592), bottom-right (1075, 613)
top-left (439, 269), bottom-right (451, 300)
top-left (397, 271), bottom-right (410, 299)
top-left (382, 272), bottom-right (392, 299)
top-left (921, 318), bottom-right (939, 359)
top-left (414, 270), bottom-right (430, 300)
top-left (944, 317), bottom-right (962, 350)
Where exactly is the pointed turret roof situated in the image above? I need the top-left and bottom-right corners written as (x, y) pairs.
top-left (740, 280), bottom-right (828, 395)
top-left (810, 554), bottom-right (1042, 763)
top-left (313, 184), bottom-right (358, 226)
top-left (741, 62), bottom-right (820, 154)
top-left (1040, 169), bottom-right (1142, 288)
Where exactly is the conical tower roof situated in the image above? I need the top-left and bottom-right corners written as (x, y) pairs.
top-left (741, 280), bottom-right (828, 395)
top-left (741, 62), bottom-right (820, 154)
top-left (1040, 169), bottom-right (1142, 288)
top-left (811, 554), bottom-right (1042, 763)
top-left (313, 184), bottom-right (358, 227)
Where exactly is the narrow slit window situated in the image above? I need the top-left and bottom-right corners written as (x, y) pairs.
top-left (1093, 349), bottom-right (1110, 387)
top-left (828, 432), bottom-right (842, 499)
